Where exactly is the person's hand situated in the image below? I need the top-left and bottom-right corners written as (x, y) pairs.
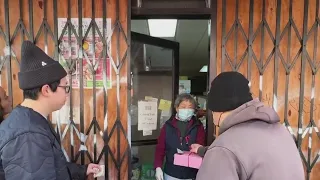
top-left (196, 109), bottom-right (206, 118)
top-left (155, 167), bottom-right (164, 180)
top-left (86, 163), bottom-right (101, 175)
top-left (190, 144), bottom-right (203, 153)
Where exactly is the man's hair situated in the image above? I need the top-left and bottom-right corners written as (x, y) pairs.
top-left (23, 80), bottom-right (60, 100)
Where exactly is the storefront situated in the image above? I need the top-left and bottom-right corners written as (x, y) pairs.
top-left (0, 0), bottom-right (319, 179)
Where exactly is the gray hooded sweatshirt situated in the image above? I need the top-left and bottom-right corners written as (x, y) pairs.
top-left (196, 99), bottom-right (304, 180)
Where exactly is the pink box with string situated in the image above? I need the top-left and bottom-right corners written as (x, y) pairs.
top-left (173, 151), bottom-right (203, 169)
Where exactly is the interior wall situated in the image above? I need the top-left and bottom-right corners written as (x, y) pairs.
top-left (0, 0), bottom-right (129, 179)
top-left (131, 75), bottom-right (173, 141)
top-left (214, 0), bottom-right (320, 179)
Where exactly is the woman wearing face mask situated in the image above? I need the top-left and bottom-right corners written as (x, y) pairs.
top-left (0, 86), bottom-right (13, 179)
top-left (154, 93), bottom-right (205, 180)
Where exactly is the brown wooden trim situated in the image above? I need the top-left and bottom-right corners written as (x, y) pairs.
top-left (132, 7), bottom-right (211, 19)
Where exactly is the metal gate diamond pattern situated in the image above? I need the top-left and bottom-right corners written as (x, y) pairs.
top-left (217, 0), bottom-right (320, 179)
top-left (0, 0), bottom-right (130, 179)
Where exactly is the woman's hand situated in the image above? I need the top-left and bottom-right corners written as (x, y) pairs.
top-left (155, 167), bottom-right (164, 180)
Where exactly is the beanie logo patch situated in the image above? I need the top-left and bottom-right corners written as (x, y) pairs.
top-left (41, 61), bottom-right (47, 66)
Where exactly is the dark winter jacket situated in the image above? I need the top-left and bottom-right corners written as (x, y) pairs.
top-left (154, 116), bottom-right (205, 179)
top-left (0, 106), bottom-right (87, 180)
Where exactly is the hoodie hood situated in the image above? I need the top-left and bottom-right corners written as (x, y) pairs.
top-left (219, 98), bottom-right (280, 134)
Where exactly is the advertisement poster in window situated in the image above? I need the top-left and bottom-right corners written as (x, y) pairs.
top-left (179, 80), bottom-right (191, 94)
top-left (58, 18), bottom-right (112, 89)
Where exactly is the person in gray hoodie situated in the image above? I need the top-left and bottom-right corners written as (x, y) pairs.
top-left (195, 71), bottom-right (305, 180)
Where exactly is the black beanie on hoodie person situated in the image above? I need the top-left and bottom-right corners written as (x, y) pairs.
top-left (207, 71), bottom-right (253, 112)
top-left (18, 41), bottom-right (67, 90)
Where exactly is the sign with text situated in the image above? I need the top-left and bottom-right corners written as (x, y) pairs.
top-left (138, 101), bottom-right (158, 131)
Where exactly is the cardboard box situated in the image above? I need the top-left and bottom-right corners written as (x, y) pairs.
top-left (173, 151), bottom-right (203, 169)
top-left (188, 153), bottom-right (202, 169)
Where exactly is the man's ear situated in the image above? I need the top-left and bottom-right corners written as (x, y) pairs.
top-left (40, 85), bottom-right (51, 97)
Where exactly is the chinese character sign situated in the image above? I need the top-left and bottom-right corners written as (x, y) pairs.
top-left (138, 101), bottom-right (158, 131)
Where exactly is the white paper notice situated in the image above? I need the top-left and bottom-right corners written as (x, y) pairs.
top-left (161, 109), bottom-right (171, 117)
top-left (138, 101), bottom-right (158, 131)
top-left (130, 104), bottom-right (138, 126)
top-left (179, 80), bottom-right (191, 94)
top-left (143, 130), bottom-right (153, 136)
top-left (145, 96), bottom-right (158, 103)
top-left (160, 109), bottom-right (171, 128)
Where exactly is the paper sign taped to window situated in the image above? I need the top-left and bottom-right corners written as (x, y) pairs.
top-left (145, 96), bottom-right (158, 102)
top-left (161, 109), bottom-right (171, 117)
top-left (158, 99), bottom-right (172, 111)
top-left (143, 130), bottom-right (153, 136)
top-left (160, 109), bottom-right (171, 128)
top-left (138, 101), bottom-right (158, 131)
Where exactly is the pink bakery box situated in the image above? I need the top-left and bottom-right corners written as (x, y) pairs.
top-left (173, 151), bottom-right (203, 169)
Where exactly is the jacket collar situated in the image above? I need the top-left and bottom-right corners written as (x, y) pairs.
top-left (17, 105), bottom-right (61, 143)
top-left (219, 98), bottom-right (280, 134)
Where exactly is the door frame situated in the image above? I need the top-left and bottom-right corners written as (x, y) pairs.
top-left (131, 31), bottom-right (180, 146)
top-left (131, 1), bottom-right (217, 145)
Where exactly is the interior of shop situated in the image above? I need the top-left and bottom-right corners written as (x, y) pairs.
top-left (130, 19), bottom-right (210, 179)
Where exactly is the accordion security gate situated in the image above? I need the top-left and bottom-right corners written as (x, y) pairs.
top-left (213, 0), bottom-right (320, 179)
top-left (0, 0), bottom-right (130, 179)
top-left (1, 0), bottom-right (320, 179)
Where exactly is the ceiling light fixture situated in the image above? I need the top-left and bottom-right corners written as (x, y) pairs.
top-left (148, 19), bottom-right (177, 37)
top-left (199, 65), bottom-right (208, 72)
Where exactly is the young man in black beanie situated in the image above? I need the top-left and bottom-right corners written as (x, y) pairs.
top-left (0, 41), bottom-right (101, 180)
top-left (194, 71), bottom-right (304, 180)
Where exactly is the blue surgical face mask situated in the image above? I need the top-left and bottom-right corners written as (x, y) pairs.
top-left (177, 109), bottom-right (195, 122)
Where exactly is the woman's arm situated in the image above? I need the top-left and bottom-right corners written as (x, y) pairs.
top-left (154, 125), bottom-right (166, 169)
top-left (196, 124), bottom-right (205, 145)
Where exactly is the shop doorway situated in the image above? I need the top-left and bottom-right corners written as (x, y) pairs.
top-left (130, 19), bottom-right (210, 179)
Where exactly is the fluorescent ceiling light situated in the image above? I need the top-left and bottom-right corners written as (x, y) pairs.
top-left (148, 19), bottom-right (177, 37)
top-left (199, 65), bottom-right (208, 72)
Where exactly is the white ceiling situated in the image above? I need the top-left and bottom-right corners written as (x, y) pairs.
top-left (131, 20), bottom-right (209, 76)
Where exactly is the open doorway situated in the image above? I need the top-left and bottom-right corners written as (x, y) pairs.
top-left (130, 19), bottom-right (210, 180)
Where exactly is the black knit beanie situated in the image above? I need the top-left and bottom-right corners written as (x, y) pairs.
top-left (207, 71), bottom-right (253, 112)
top-left (18, 41), bottom-right (67, 90)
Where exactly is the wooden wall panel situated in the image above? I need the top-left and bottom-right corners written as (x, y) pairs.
top-left (214, 0), bottom-right (320, 179)
top-left (0, 0), bottom-right (129, 179)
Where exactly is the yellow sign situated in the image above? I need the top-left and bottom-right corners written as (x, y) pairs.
top-left (158, 99), bottom-right (172, 111)
top-left (179, 76), bottom-right (188, 80)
